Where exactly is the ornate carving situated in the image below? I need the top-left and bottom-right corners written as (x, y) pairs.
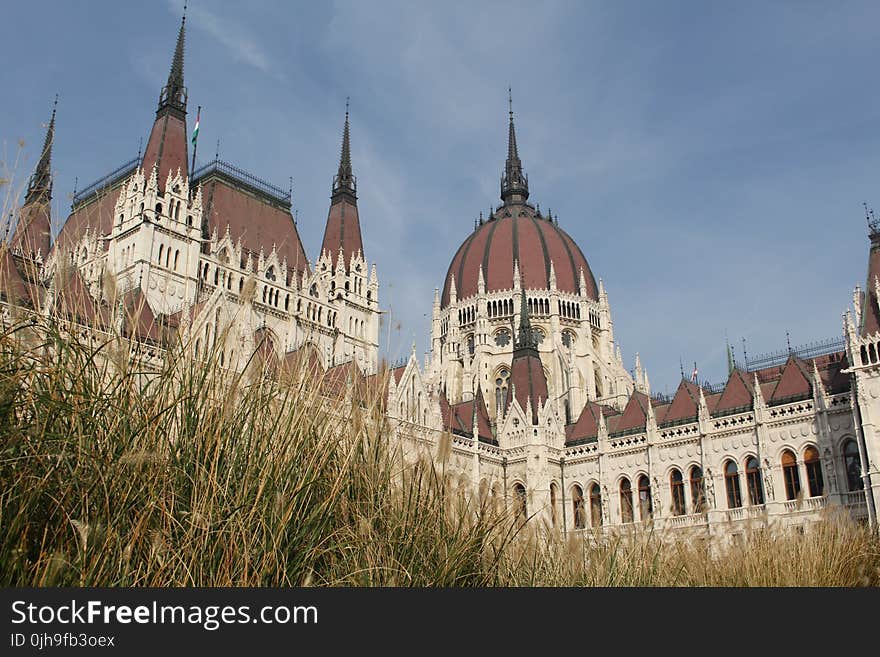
top-left (823, 448), bottom-right (838, 493)
top-left (762, 458), bottom-right (775, 501)
top-left (704, 467), bottom-right (716, 508)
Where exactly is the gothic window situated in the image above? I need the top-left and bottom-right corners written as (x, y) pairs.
top-left (367, 290), bottom-right (372, 301)
top-left (173, 250), bottom-right (179, 271)
top-left (467, 334), bottom-right (475, 356)
top-left (531, 327), bottom-right (545, 345)
top-left (590, 483), bottom-right (602, 527)
top-left (285, 295), bottom-right (290, 311)
top-left (266, 266), bottom-right (276, 281)
top-left (158, 244), bottom-right (164, 265)
top-left (562, 330), bottom-right (574, 348)
top-left (745, 456), bottom-right (764, 505)
top-left (619, 478), bottom-right (634, 523)
top-left (682, 462), bottom-right (702, 511)
top-left (494, 328), bottom-right (511, 347)
top-left (638, 475), bottom-right (652, 521)
top-left (724, 459), bottom-right (742, 508)
top-left (239, 278), bottom-right (244, 293)
top-left (513, 483), bottom-right (527, 522)
top-left (572, 485), bottom-right (586, 529)
top-left (782, 449), bottom-right (800, 501)
top-left (843, 439), bottom-right (863, 492)
top-left (155, 203), bottom-right (163, 216)
top-left (495, 368), bottom-right (510, 410)
top-left (670, 469), bottom-right (686, 516)
top-left (804, 446), bottom-right (824, 497)
top-left (550, 483), bottom-right (558, 528)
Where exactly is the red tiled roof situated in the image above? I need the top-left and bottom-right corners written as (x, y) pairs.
top-left (713, 369), bottom-right (755, 415)
top-left (141, 111), bottom-right (189, 195)
top-left (860, 244), bottom-right (880, 336)
top-left (320, 197), bottom-right (364, 271)
top-left (54, 266), bottom-right (104, 327)
top-left (202, 177), bottom-right (310, 280)
top-left (614, 391), bottom-right (650, 434)
top-left (768, 356), bottom-right (812, 404)
top-left (53, 190), bottom-right (119, 255)
top-left (121, 288), bottom-right (159, 343)
top-left (509, 348), bottom-right (548, 424)
top-left (441, 202), bottom-right (598, 307)
top-left (11, 201), bottom-right (51, 258)
top-left (0, 250), bottom-right (35, 307)
top-left (662, 379), bottom-right (701, 424)
top-left (441, 388), bottom-right (495, 443)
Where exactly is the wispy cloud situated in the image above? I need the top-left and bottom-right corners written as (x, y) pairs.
top-left (166, 0), bottom-right (277, 78)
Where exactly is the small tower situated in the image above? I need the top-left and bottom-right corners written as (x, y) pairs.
top-left (11, 99), bottom-right (57, 260)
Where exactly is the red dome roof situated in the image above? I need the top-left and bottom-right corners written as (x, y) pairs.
top-left (441, 202), bottom-right (598, 308)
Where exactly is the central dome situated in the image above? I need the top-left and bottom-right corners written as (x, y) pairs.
top-left (441, 93), bottom-right (598, 309)
top-left (441, 202), bottom-right (598, 307)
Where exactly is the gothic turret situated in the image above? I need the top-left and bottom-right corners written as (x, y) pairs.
top-left (141, 10), bottom-right (189, 191)
top-left (509, 288), bottom-right (548, 424)
top-left (320, 102), bottom-right (365, 272)
top-left (500, 89), bottom-right (529, 205)
top-left (11, 99), bottom-right (56, 259)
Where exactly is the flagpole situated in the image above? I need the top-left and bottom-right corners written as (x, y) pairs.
top-left (190, 105), bottom-right (201, 198)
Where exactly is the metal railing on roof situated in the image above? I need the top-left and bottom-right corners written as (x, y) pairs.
top-left (192, 159), bottom-right (291, 208)
top-left (72, 157), bottom-right (140, 206)
top-left (736, 336), bottom-right (845, 372)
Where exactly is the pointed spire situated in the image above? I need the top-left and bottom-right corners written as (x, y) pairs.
top-left (500, 88), bottom-right (529, 205)
top-left (515, 288), bottom-right (538, 352)
top-left (332, 98), bottom-right (356, 200)
top-left (158, 6), bottom-right (187, 113)
top-left (25, 96), bottom-right (57, 206)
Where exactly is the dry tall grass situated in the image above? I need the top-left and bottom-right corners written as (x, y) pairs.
top-left (0, 316), bottom-right (878, 587)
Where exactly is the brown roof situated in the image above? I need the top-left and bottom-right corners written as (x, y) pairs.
top-left (613, 391), bottom-right (650, 434)
top-left (860, 243), bottom-right (880, 336)
top-left (141, 111), bottom-right (189, 195)
top-left (0, 250), bottom-right (36, 307)
top-left (768, 356), bottom-right (812, 404)
top-left (53, 189), bottom-right (119, 255)
top-left (53, 265), bottom-right (102, 326)
top-left (564, 401), bottom-right (617, 444)
top-left (320, 196), bottom-right (364, 271)
top-left (441, 202), bottom-right (598, 307)
top-left (121, 288), bottom-right (160, 343)
top-left (509, 348), bottom-right (548, 424)
top-left (202, 177), bottom-right (310, 280)
top-left (662, 379), bottom-right (702, 424)
top-left (712, 369), bottom-right (755, 415)
top-left (442, 387), bottom-right (495, 443)
top-left (11, 201), bottom-right (51, 258)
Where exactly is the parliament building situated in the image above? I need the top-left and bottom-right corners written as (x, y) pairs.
top-left (4, 14), bottom-right (879, 538)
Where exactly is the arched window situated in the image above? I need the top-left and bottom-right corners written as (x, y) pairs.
top-left (638, 475), bottom-right (652, 521)
top-left (804, 446), bottom-right (824, 497)
top-left (495, 369), bottom-right (510, 411)
top-left (173, 250), bottom-right (179, 271)
top-left (670, 469), bottom-right (685, 516)
top-left (745, 456), bottom-right (764, 505)
top-left (467, 334), bottom-right (475, 356)
top-left (843, 440), bottom-right (863, 492)
top-left (724, 460), bottom-right (742, 508)
top-left (619, 478), bottom-right (634, 523)
top-left (550, 483), bottom-right (558, 528)
top-left (782, 449), bottom-right (800, 500)
top-left (158, 244), bottom-right (164, 264)
top-left (590, 483), bottom-right (602, 527)
top-left (691, 465), bottom-right (706, 513)
top-left (513, 483), bottom-right (527, 522)
top-left (572, 485), bottom-right (586, 529)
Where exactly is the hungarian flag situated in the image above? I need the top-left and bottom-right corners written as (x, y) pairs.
top-left (191, 108), bottom-right (200, 147)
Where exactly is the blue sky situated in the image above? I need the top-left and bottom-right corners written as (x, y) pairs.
top-left (2, 1), bottom-right (879, 395)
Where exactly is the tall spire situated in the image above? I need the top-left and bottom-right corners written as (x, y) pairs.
top-left (332, 98), bottom-right (356, 199)
top-left (25, 97), bottom-right (57, 206)
top-left (500, 87), bottom-right (529, 205)
top-left (322, 99), bottom-right (364, 269)
top-left (158, 6), bottom-right (188, 114)
top-left (515, 287), bottom-right (538, 352)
